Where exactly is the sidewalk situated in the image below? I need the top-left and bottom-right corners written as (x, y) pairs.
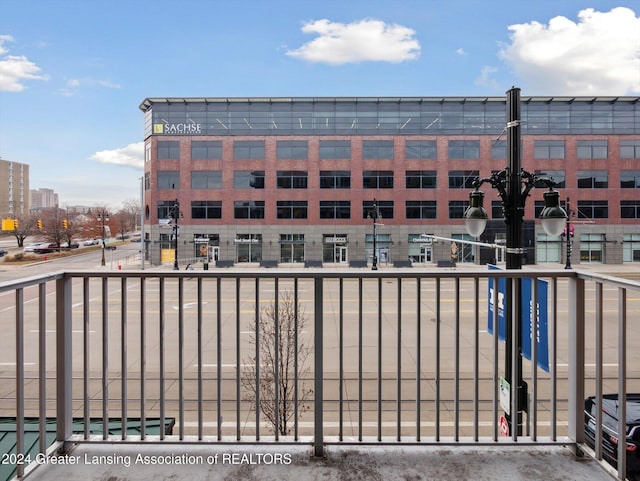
top-left (25, 444), bottom-right (615, 481)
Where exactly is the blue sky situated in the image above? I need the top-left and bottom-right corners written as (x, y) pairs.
top-left (1, 0), bottom-right (639, 208)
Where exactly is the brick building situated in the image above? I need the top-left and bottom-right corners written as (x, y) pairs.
top-left (139, 96), bottom-right (640, 267)
top-left (0, 158), bottom-right (29, 220)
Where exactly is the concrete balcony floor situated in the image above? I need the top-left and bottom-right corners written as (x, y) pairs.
top-left (25, 444), bottom-right (616, 481)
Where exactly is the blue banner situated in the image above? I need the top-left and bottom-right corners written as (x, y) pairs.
top-left (487, 265), bottom-right (549, 372)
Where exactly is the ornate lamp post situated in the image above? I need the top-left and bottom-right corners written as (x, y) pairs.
top-left (170, 199), bottom-right (181, 270)
top-left (564, 197), bottom-right (575, 269)
top-left (463, 87), bottom-right (567, 435)
top-left (367, 199), bottom-right (382, 270)
top-left (97, 210), bottom-right (110, 267)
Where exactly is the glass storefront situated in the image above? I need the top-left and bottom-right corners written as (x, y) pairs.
top-left (235, 234), bottom-right (262, 263)
top-left (579, 233), bottom-right (604, 262)
top-left (536, 234), bottom-right (563, 263)
top-left (280, 234), bottom-right (305, 263)
top-left (623, 234), bottom-right (640, 262)
top-left (408, 234), bottom-right (433, 264)
top-left (323, 234), bottom-right (348, 263)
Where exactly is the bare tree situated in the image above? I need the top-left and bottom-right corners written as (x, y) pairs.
top-left (241, 289), bottom-right (313, 436)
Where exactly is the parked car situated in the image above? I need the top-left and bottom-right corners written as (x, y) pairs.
top-left (34, 243), bottom-right (59, 254)
top-left (61, 242), bottom-right (79, 249)
top-left (0, 248), bottom-right (7, 257)
top-left (23, 243), bottom-right (42, 253)
top-left (83, 239), bottom-right (100, 246)
top-left (584, 394), bottom-right (640, 473)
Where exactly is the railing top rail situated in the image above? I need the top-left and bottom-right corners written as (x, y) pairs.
top-left (1, 267), bottom-right (638, 290)
top-left (0, 271), bottom-right (65, 292)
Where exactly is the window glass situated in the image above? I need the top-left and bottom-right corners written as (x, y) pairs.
top-left (191, 201), bottom-right (222, 219)
top-left (234, 140), bottom-right (265, 160)
top-left (277, 171), bottom-right (308, 189)
top-left (406, 201), bottom-right (437, 219)
top-left (577, 140), bottom-right (608, 159)
top-left (362, 140), bottom-right (394, 159)
top-left (448, 140), bottom-right (479, 159)
top-left (157, 141), bottom-right (180, 160)
top-left (191, 171), bottom-right (222, 189)
top-left (320, 171), bottom-right (351, 189)
top-left (319, 140), bottom-right (351, 159)
top-left (363, 170), bottom-right (394, 189)
top-left (319, 201), bottom-right (351, 219)
top-left (277, 140), bottom-right (308, 160)
top-left (276, 201), bottom-right (308, 219)
top-left (448, 170), bottom-right (479, 189)
top-left (406, 140), bottom-right (436, 159)
top-left (534, 140), bottom-right (565, 159)
top-left (406, 170), bottom-right (437, 189)
top-left (234, 171), bottom-right (264, 189)
top-left (191, 141), bottom-right (222, 160)
top-left (234, 201), bottom-right (265, 219)
top-left (157, 171), bottom-right (180, 190)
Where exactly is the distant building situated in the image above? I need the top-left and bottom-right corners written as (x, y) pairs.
top-left (139, 95), bottom-right (640, 267)
top-left (30, 188), bottom-right (59, 210)
top-left (0, 158), bottom-right (29, 219)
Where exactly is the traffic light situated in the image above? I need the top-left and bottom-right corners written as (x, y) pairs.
top-left (13, 219), bottom-right (19, 229)
top-left (37, 219), bottom-right (43, 230)
top-left (62, 219), bottom-right (68, 229)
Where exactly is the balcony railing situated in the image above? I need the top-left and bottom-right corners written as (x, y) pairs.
top-left (1, 268), bottom-right (638, 480)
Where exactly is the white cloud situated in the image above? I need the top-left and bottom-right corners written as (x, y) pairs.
top-left (90, 142), bottom-right (144, 169)
top-left (456, 48), bottom-right (466, 56)
top-left (0, 35), bottom-right (49, 92)
top-left (286, 18), bottom-right (420, 65)
top-left (475, 66), bottom-right (500, 91)
top-left (499, 7), bottom-right (640, 95)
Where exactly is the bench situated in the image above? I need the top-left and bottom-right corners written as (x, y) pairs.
top-left (437, 260), bottom-right (456, 268)
top-left (304, 260), bottom-right (323, 268)
top-left (259, 260), bottom-right (278, 268)
top-left (215, 260), bottom-right (235, 268)
top-left (349, 260), bottom-right (368, 268)
top-left (393, 260), bottom-right (413, 268)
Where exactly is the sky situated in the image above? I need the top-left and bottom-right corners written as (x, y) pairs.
top-left (0, 0), bottom-right (639, 209)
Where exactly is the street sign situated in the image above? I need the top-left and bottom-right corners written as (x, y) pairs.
top-left (499, 377), bottom-right (510, 415)
top-left (487, 265), bottom-right (550, 372)
top-left (499, 414), bottom-right (510, 437)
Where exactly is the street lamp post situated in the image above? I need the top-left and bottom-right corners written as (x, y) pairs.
top-left (564, 197), bottom-right (574, 269)
top-left (368, 199), bottom-right (382, 270)
top-left (463, 87), bottom-right (567, 436)
top-left (171, 199), bottom-right (180, 270)
top-left (97, 210), bottom-right (110, 267)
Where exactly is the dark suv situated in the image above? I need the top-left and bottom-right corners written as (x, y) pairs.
top-left (584, 394), bottom-right (640, 473)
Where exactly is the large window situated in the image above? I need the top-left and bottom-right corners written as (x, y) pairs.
top-left (233, 171), bottom-right (264, 189)
top-left (448, 200), bottom-right (469, 219)
top-left (406, 170), bottom-right (436, 189)
top-left (534, 140), bottom-right (565, 159)
top-left (157, 171), bottom-right (180, 190)
top-left (448, 140), bottom-right (479, 159)
top-left (157, 141), bottom-right (180, 160)
top-left (577, 170), bottom-right (608, 188)
top-left (535, 170), bottom-right (566, 188)
top-left (233, 140), bottom-right (265, 160)
top-left (277, 140), bottom-right (308, 160)
top-left (191, 201), bottom-right (222, 219)
top-left (277, 171), bottom-right (308, 189)
top-left (491, 140), bottom-right (506, 159)
top-left (577, 200), bottom-right (608, 219)
top-left (234, 201), bottom-right (265, 219)
top-left (319, 140), bottom-right (351, 159)
top-left (363, 170), bottom-right (394, 189)
top-left (319, 201), bottom-right (350, 219)
top-left (191, 141), bottom-right (222, 160)
top-left (157, 200), bottom-right (176, 220)
top-left (362, 200), bottom-right (393, 219)
top-left (280, 234), bottom-right (305, 263)
top-left (620, 140), bottom-right (640, 159)
top-left (320, 170), bottom-right (351, 189)
top-left (363, 140), bottom-right (394, 159)
top-left (406, 140), bottom-right (436, 159)
top-left (620, 170), bottom-right (640, 188)
top-left (191, 171), bottom-right (222, 189)
top-left (577, 140), bottom-right (608, 159)
top-left (406, 200), bottom-right (437, 219)
top-left (277, 201), bottom-right (308, 219)
top-left (621, 200), bottom-right (640, 219)
top-left (448, 170), bottom-right (479, 189)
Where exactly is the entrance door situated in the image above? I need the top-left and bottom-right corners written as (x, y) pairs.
top-left (335, 246), bottom-right (348, 264)
top-left (420, 245), bottom-right (432, 263)
top-left (208, 246), bottom-right (219, 262)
